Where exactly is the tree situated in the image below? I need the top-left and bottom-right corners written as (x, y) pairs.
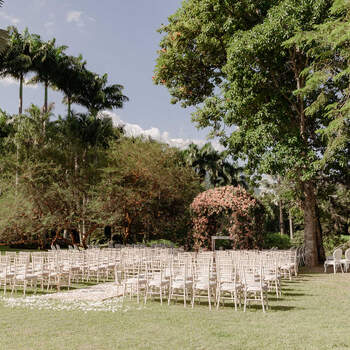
top-left (95, 137), bottom-right (201, 245)
top-left (1, 28), bottom-right (41, 114)
top-left (0, 29), bottom-right (8, 54)
top-left (69, 71), bottom-right (128, 116)
top-left (154, 0), bottom-right (341, 266)
top-left (53, 54), bottom-right (86, 118)
top-left (29, 37), bottom-right (67, 114)
top-left (287, 0), bottom-right (350, 171)
top-left (182, 142), bottom-right (246, 188)
top-left (0, 1), bottom-right (8, 53)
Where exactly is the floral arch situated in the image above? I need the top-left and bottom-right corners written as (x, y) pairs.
top-left (190, 186), bottom-right (265, 250)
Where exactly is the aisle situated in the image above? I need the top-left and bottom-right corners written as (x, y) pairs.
top-left (44, 282), bottom-right (123, 301)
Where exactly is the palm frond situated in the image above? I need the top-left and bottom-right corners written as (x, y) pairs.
top-left (0, 28), bottom-right (9, 53)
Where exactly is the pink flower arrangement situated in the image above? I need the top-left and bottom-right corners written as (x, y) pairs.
top-left (190, 186), bottom-right (265, 250)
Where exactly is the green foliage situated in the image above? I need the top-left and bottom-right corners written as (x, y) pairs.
top-left (323, 234), bottom-right (349, 256)
top-left (94, 137), bottom-right (201, 246)
top-left (287, 0), bottom-right (350, 171)
top-left (145, 239), bottom-right (178, 248)
top-left (291, 230), bottom-right (305, 247)
top-left (263, 233), bottom-right (291, 250)
top-left (155, 0), bottom-right (350, 265)
top-left (0, 27), bottom-right (127, 115)
top-left (0, 106), bottom-right (201, 248)
top-left (182, 142), bottom-right (247, 189)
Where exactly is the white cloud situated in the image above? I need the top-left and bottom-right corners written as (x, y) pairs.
top-left (0, 77), bottom-right (38, 89)
top-left (0, 11), bottom-right (20, 25)
top-left (66, 10), bottom-right (84, 27)
top-left (101, 111), bottom-right (224, 151)
top-left (66, 10), bottom-right (95, 28)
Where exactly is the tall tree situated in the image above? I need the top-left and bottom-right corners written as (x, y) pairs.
top-left (182, 143), bottom-right (246, 188)
top-left (29, 37), bottom-right (67, 114)
top-left (69, 72), bottom-right (128, 116)
top-left (54, 54), bottom-right (86, 118)
top-left (154, 0), bottom-right (338, 266)
top-left (0, 0), bottom-right (8, 53)
top-left (1, 28), bottom-right (39, 114)
top-left (287, 0), bottom-right (350, 184)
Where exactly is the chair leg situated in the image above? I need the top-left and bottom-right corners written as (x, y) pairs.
top-left (191, 289), bottom-right (195, 308)
top-left (261, 291), bottom-right (265, 313)
top-left (234, 291), bottom-right (238, 311)
top-left (216, 289), bottom-right (221, 310)
top-left (167, 286), bottom-right (172, 306)
top-left (183, 286), bottom-right (186, 308)
top-left (208, 287), bottom-right (211, 310)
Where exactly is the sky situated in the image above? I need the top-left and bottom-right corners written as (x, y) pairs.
top-left (0, 0), bottom-right (221, 149)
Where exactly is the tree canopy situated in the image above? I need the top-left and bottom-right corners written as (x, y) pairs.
top-left (155, 0), bottom-right (349, 266)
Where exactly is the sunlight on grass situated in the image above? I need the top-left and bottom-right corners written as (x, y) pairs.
top-left (0, 269), bottom-right (349, 349)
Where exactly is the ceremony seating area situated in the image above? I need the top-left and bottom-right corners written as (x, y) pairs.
top-left (116, 247), bottom-right (298, 312)
top-left (0, 247), bottom-right (298, 313)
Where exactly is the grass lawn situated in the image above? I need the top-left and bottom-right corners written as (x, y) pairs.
top-left (0, 268), bottom-right (349, 350)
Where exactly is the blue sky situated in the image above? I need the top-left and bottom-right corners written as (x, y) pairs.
top-left (0, 0), bottom-right (218, 148)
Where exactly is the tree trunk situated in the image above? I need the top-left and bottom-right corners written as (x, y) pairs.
top-left (19, 73), bottom-right (23, 115)
top-left (289, 209), bottom-right (293, 240)
top-left (15, 145), bottom-right (19, 198)
top-left (316, 205), bottom-right (326, 262)
top-left (44, 80), bottom-right (48, 114)
top-left (67, 96), bottom-right (71, 118)
top-left (302, 181), bottom-right (320, 267)
top-left (279, 200), bottom-right (285, 235)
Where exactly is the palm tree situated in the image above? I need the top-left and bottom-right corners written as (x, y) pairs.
top-left (69, 71), bottom-right (128, 116)
top-left (1, 28), bottom-right (39, 114)
top-left (0, 1), bottom-right (8, 59)
top-left (0, 29), bottom-right (8, 54)
top-left (58, 111), bottom-right (114, 246)
top-left (53, 54), bottom-right (86, 118)
top-left (29, 37), bottom-right (67, 113)
top-left (183, 143), bottom-right (247, 188)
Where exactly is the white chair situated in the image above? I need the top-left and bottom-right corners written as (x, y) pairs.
top-left (0, 256), bottom-right (14, 294)
top-left (144, 260), bottom-right (170, 305)
top-left (121, 260), bottom-right (147, 304)
top-left (11, 258), bottom-right (38, 296)
top-left (341, 248), bottom-right (350, 272)
top-left (191, 259), bottom-right (216, 310)
top-left (324, 248), bottom-right (343, 273)
top-left (241, 263), bottom-right (268, 313)
top-left (168, 258), bottom-right (192, 307)
top-left (216, 259), bottom-right (242, 311)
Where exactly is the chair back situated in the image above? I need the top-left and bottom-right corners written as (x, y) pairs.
top-left (333, 248), bottom-right (342, 261)
top-left (345, 248), bottom-right (350, 260)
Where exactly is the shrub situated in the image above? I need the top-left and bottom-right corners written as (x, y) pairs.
top-left (263, 233), bottom-right (291, 250)
top-left (146, 239), bottom-right (178, 248)
top-left (291, 230), bottom-right (304, 247)
top-left (323, 234), bottom-right (349, 256)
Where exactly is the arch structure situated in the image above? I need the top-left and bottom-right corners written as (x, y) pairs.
top-left (190, 186), bottom-right (265, 250)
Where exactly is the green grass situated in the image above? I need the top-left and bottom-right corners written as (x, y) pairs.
top-left (0, 268), bottom-right (350, 349)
